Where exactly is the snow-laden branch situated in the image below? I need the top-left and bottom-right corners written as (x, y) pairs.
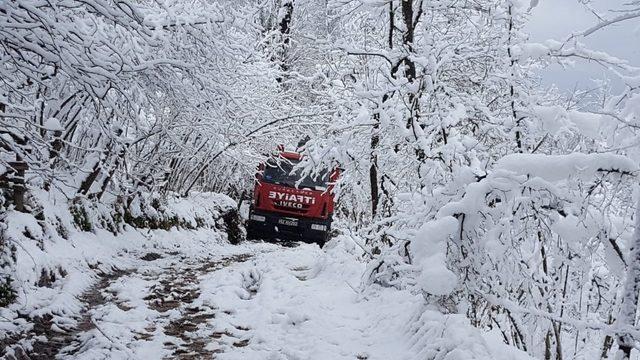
top-left (482, 291), bottom-right (640, 339)
top-left (580, 11), bottom-right (640, 38)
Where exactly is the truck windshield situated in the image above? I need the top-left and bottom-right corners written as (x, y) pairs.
top-left (262, 159), bottom-right (329, 189)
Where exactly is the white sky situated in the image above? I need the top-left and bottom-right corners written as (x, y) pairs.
top-left (526, 0), bottom-right (640, 92)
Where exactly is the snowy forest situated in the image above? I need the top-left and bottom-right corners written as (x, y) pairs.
top-left (2, 0), bottom-right (640, 359)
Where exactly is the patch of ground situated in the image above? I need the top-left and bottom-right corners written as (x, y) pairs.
top-left (141, 252), bottom-right (163, 261)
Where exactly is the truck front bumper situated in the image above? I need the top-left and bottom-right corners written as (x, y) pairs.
top-left (247, 209), bottom-right (331, 243)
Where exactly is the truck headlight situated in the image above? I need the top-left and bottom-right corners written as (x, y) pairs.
top-left (311, 224), bottom-right (326, 231)
top-left (251, 214), bottom-right (266, 222)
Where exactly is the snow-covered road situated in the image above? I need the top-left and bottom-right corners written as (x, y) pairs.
top-left (40, 238), bottom-right (418, 360)
top-left (3, 227), bottom-right (534, 360)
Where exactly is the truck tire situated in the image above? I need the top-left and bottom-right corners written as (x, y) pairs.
top-left (315, 232), bottom-right (330, 248)
top-left (223, 209), bottom-right (243, 245)
top-left (246, 223), bottom-right (258, 240)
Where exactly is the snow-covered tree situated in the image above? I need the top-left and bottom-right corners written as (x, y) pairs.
top-left (296, 0), bottom-right (640, 358)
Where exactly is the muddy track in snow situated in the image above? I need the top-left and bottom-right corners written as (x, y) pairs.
top-left (1, 268), bottom-right (133, 360)
top-left (1, 252), bottom-right (254, 360)
top-left (141, 253), bottom-right (253, 359)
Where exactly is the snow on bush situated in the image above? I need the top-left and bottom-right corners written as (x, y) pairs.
top-left (357, 147), bottom-right (637, 358)
top-left (363, 240), bottom-right (417, 290)
top-left (124, 192), bottom-right (236, 230)
top-left (363, 216), bottom-right (458, 303)
top-left (531, 105), bottom-right (603, 139)
top-left (407, 309), bottom-right (533, 360)
top-left (410, 217), bottom-right (459, 296)
top-left (436, 152), bottom-right (636, 357)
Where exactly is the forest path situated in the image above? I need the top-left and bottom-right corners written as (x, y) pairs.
top-left (39, 239), bottom-right (415, 360)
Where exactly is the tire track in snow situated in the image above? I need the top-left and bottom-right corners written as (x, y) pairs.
top-left (2, 250), bottom-right (256, 359)
top-left (5, 239), bottom-right (415, 359)
top-left (199, 241), bottom-right (417, 360)
top-left (140, 253), bottom-right (253, 359)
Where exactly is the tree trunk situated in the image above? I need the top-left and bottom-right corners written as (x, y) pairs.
top-left (401, 0), bottom-right (416, 83)
top-left (369, 1), bottom-right (396, 219)
top-left (399, 0), bottom-right (426, 170)
top-left (553, 321), bottom-right (563, 360)
top-left (507, 5), bottom-right (523, 152)
top-left (601, 332), bottom-right (614, 358)
top-left (9, 158), bottom-right (27, 212)
top-left (78, 159), bottom-right (102, 196)
top-left (370, 118), bottom-right (380, 218)
top-left (44, 129), bottom-right (63, 191)
top-left (96, 148), bottom-right (125, 200)
top-left (276, 0), bottom-right (294, 81)
top-left (3, 132), bottom-right (30, 212)
top-left (545, 330), bottom-right (552, 360)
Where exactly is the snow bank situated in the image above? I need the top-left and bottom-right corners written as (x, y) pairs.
top-left (125, 191), bottom-right (236, 229)
top-left (495, 152), bottom-right (637, 182)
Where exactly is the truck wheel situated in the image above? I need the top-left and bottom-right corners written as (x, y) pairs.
top-left (315, 233), bottom-right (329, 248)
top-left (246, 223), bottom-right (258, 240)
top-left (223, 209), bottom-right (243, 245)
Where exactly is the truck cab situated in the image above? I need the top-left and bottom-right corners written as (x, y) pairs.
top-left (246, 150), bottom-right (338, 246)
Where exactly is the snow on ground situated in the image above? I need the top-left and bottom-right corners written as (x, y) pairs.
top-left (3, 229), bottom-right (533, 359)
top-left (1, 188), bottom-right (532, 359)
top-left (200, 239), bottom-right (414, 360)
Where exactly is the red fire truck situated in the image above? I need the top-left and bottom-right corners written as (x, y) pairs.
top-left (246, 149), bottom-right (339, 246)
